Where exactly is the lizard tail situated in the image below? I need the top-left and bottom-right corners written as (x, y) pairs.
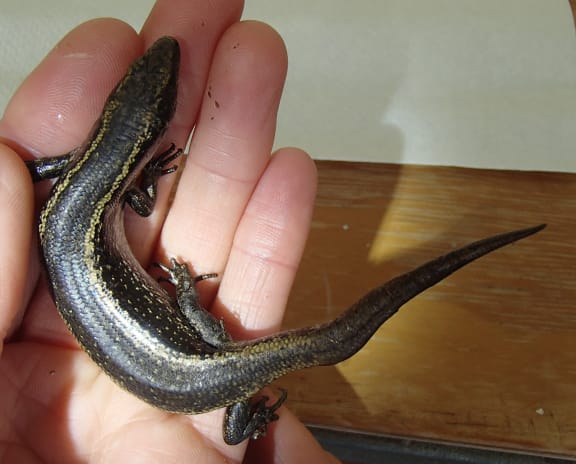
top-left (242, 224), bottom-right (545, 376)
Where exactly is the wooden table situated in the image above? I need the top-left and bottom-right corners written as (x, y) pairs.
top-left (280, 4), bottom-right (576, 458)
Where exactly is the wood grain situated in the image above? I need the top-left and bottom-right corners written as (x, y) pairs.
top-left (279, 161), bottom-right (576, 458)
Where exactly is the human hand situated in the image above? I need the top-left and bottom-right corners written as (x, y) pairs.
top-left (0, 1), bottom-right (339, 462)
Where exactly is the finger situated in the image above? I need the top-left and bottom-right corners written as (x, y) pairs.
top-left (0, 19), bottom-right (140, 159)
top-left (218, 149), bottom-right (317, 336)
top-left (0, 144), bottom-right (34, 346)
top-left (159, 21), bottom-right (298, 455)
top-left (159, 21), bottom-right (289, 283)
top-left (140, 0), bottom-right (244, 141)
top-left (187, 150), bottom-right (316, 452)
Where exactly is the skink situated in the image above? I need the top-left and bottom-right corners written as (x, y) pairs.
top-left (26, 36), bottom-right (545, 445)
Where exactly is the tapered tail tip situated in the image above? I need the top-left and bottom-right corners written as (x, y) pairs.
top-left (518, 223), bottom-right (547, 238)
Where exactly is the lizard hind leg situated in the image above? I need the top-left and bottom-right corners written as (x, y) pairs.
top-left (223, 389), bottom-right (288, 445)
top-left (156, 258), bottom-right (230, 347)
